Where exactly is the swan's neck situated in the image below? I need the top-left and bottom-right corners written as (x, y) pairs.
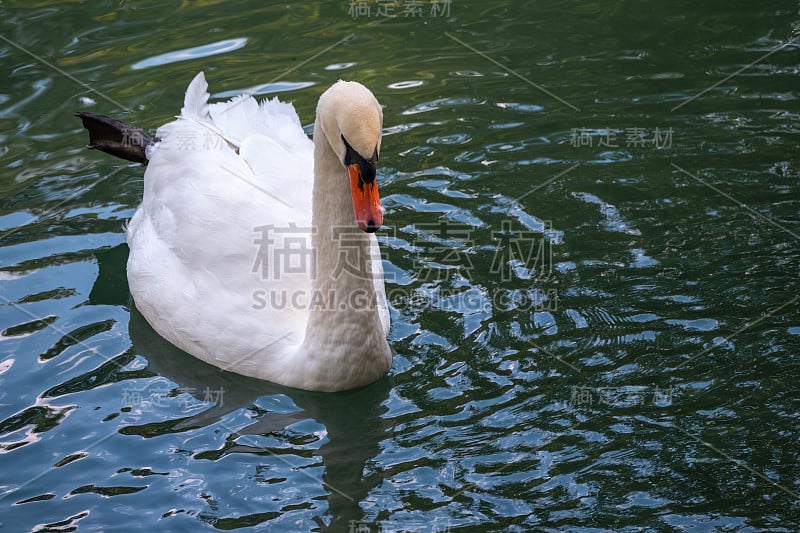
top-left (295, 116), bottom-right (390, 390)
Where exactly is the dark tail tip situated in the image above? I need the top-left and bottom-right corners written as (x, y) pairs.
top-left (75, 111), bottom-right (152, 165)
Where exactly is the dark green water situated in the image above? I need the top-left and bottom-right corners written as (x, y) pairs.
top-left (1, 1), bottom-right (798, 531)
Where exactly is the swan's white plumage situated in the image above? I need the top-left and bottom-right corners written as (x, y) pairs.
top-left (127, 72), bottom-right (391, 391)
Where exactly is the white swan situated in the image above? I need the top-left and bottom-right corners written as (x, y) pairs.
top-left (84, 72), bottom-right (392, 392)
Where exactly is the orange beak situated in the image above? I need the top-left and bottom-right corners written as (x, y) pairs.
top-left (348, 163), bottom-right (383, 232)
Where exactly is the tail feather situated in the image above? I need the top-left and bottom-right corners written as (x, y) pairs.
top-left (180, 71), bottom-right (210, 121)
top-left (74, 111), bottom-right (152, 164)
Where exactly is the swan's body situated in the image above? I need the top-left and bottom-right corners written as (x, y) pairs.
top-left (120, 72), bottom-right (391, 391)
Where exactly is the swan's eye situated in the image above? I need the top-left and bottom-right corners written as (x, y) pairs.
top-left (342, 135), bottom-right (378, 184)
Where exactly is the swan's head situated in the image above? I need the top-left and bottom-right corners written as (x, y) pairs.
top-left (317, 80), bottom-right (383, 233)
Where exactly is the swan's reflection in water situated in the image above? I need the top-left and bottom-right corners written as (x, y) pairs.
top-left (96, 245), bottom-right (391, 530)
top-left (129, 309), bottom-right (392, 530)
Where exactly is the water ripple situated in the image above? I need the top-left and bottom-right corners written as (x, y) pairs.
top-left (131, 38), bottom-right (248, 70)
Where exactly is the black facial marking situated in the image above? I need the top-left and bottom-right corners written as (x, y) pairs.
top-left (342, 134), bottom-right (378, 184)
